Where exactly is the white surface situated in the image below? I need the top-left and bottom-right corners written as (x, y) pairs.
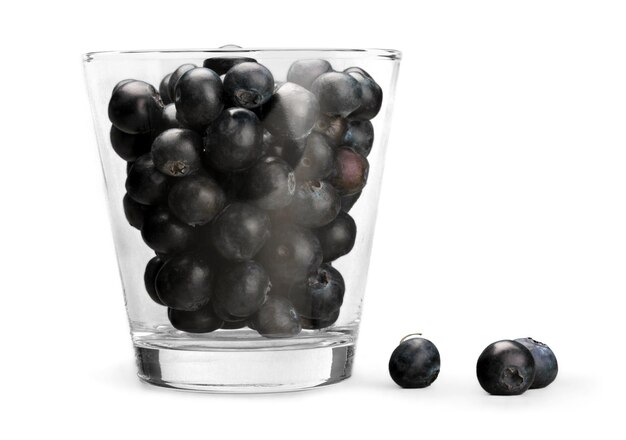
top-left (2, 0), bottom-right (625, 438)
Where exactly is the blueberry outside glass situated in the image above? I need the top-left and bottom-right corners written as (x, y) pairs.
top-left (84, 48), bottom-right (401, 392)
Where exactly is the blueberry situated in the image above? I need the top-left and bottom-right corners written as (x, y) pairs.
top-left (168, 174), bottom-right (226, 226)
top-left (125, 153), bottom-right (170, 205)
top-left (158, 103), bottom-right (184, 131)
top-left (316, 211), bottom-right (357, 262)
top-left (141, 207), bottom-right (196, 255)
top-left (109, 126), bottom-right (152, 162)
top-left (286, 59), bottom-right (333, 90)
top-left (311, 72), bottom-right (362, 118)
top-left (514, 337), bottom-right (558, 389)
top-left (220, 320), bottom-right (248, 330)
top-left (168, 304), bottom-right (223, 333)
top-left (209, 203), bottom-right (271, 261)
top-left (159, 73), bottom-right (173, 105)
top-left (108, 80), bottom-right (164, 134)
top-left (223, 62), bottom-right (274, 109)
top-left (112, 79), bottom-right (135, 95)
top-left (266, 136), bottom-right (307, 168)
top-left (258, 224), bottom-right (323, 284)
top-left (476, 340), bottom-right (536, 395)
top-left (300, 309), bottom-right (340, 330)
top-left (174, 67), bottom-right (224, 128)
top-left (313, 115), bottom-right (348, 147)
top-left (167, 63), bottom-right (196, 102)
top-left (341, 191), bottom-right (362, 212)
top-left (204, 108), bottom-right (263, 172)
top-left (289, 264), bottom-right (344, 319)
top-left (285, 180), bottom-right (341, 228)
top-left (251, 297), bottom-right (301, 338)
top-left (331, 147), bottom-right (369, 196)
top-left (212, 299), bottom-right (248, 323)
top-left (213, 261), bottom-right (271, 318)
top-left (262, 82), bottom-right (320, 140)
top-left (344, 67), bottom-right (383, 120)
top-left (389, 336), bottom-right (441, 389)
top-left (155, 252), bottom-right (213, 311)
top-left (342, 120), bottom-right (374, 157)
top-left (239, 156), bottom-right (296, 210)
top-left (151, 128), bottom-right (202, 177)
top-left (144, 256), bottom-right (165, 305)
top-left (203, 56), bottom-right (257, 75)
top-left (123, 193), bottom-right (148, 230)
top-left (293, 133), bottom-right (335, 181)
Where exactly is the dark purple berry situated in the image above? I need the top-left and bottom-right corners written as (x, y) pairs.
top-left (168, 63), bottom-right (196, 102)
top-left (285, 180), bottom-right (341, 228)
top-left (316, 211), bottom-right (357, 262)
top-left (476, 340), bottom-right (536, 395)
top-left (168, 174), bottom-right (226, 226)
top-left (262, 82), bottom-right (319, 140)
top-left (311, 72), bottom-right (362, 118)
top-left (158, 103), bottom-right (184, 131)
top-left (300, 309), bottom-right (340, 330)
top-left (389, 337), bottom-right (441, 389)
top-left (123, 193), bottom-right (148, 229)
top-left (151, 128), bottom-right (202, 177)
top-left (108, 80), bottom-right (164, 134)
top-left (204, 108), bottom-right (263, 172)
top-left (239, 156), bottom-right (295, 210)
top-left (112, 79), bottom-right (134, 95)
top-left (221, 320), bottom-right (248, 330)
top-left (331, 147), bottom-right (369, 196)
top-left (174, 67), bottom-right (224, 128)
top-left (213, 261), bottom-right (271, 318)
top-left (293, 133), bottom-right (334, 181)
top-left (258, 224), bottom-right (322, 284)
top-left (159, 73), bottom-right (173, 105)
top-left (125, 154), bottom-right (170, 205)
top-left (345, 67), bottom-right (383, 120)
top-left (155, 252), bottom-right (213, 311)
top-left (203, 56), bottom-right (257, 75)
top-left (110, 126), bottom-right (152, 161)
top-left (514, 337), bottom-right (558, 389)
top-left (209, 203), bottom-right (271, 261)
top-left (168, 304), bottom-right (223, 333)
top-left (223, 62), bottom-right (274, 109)
top-left (266, 136), bottom-right (307, 168)
top-left (286, 59), bottom-right (333, 90)
top-left (144, 256), bottom-right (165, 305)
top-left (342, 120), bottom-right (374, 157)
top-left (341, 191), bottom-right (362, 212)
top-left (289, 264), bottom-right (344, 319)
top-left (141, 208), bottom-right (196, 255)
top-left (313, 115), bottom-right (348, 147)
top-left (251, 297), bottom-right (301, 338)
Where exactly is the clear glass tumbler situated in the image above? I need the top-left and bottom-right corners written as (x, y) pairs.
top-left (84, 48), bottom-right (401, 392)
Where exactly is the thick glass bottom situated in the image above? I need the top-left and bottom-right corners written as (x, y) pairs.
top-left (133, 329), bottom-right (355, 392)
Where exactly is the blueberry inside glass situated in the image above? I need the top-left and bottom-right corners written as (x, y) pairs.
top-left (107, 57), bottom-right (383, 338)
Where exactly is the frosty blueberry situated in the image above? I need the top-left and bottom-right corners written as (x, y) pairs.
top-left (108, 80), bottom-right (164, 134)
top-left (389, 336), bottom-right (441, 389)
top-left (155, 252), bottom-right (213, 311)
top-left (223, 62), bottom-right (274, 109)
top-left (476, 340), bottom-right (536, 396)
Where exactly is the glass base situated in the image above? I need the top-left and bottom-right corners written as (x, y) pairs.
top-left (134, 330), bottom-right (355, 393)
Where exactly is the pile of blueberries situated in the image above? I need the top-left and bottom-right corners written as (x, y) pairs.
top-left (108, 56), bottom-right (382, 338)
top-left (388, 335), bottom-right (558, 395)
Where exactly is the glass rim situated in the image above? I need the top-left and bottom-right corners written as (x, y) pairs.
top-left (83, 48), bottom-right (402, 62)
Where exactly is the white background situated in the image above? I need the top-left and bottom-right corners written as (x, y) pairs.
top-left (2, 0), bottom-right (625, 438)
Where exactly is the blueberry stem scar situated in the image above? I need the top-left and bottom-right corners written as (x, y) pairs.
top-left (399, 332), bottom-right (423, 345)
